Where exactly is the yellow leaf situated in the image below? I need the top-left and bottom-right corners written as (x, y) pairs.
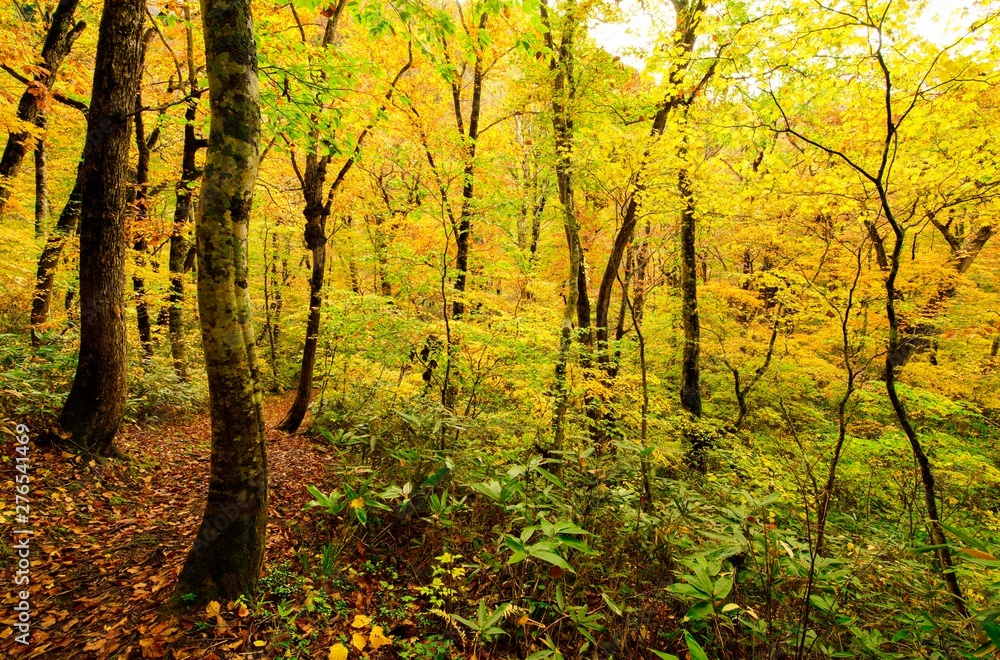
top-left (351, 614), bottom-right (371, 628)
top-left (253, 640), bottom-right (266, 648)
top-left (205, 601), bottom-right (221, 618)
top-left (352, 632), bottom-right (367, 651)
top-left (328, 643), bottom-right (349, 660)
top-left (370, 625), bottom-right (392, 650)
top-left (350, 497), bottom-right (365, 510)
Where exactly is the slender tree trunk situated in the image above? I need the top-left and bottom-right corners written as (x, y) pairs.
top-left (540, 0), bottom-right (581, 450)
top-left (34, 114), bottom-right (49, 238)
top-left (57, 0), bottom-right (144, 456)
top-left (131, 33), bottom-right (157, 360)
top-left (168, 4), bottom-right (205, 381)
top-left (30, 163), bottom-right (83, 345)
top-left (678, 162), bottom-right (705, 470)
top-left (0, 0), bottom-right (85, 217)
top-left (169, 0), bottom-right (267, 606)
top-left (278, 213), bottom-right (326, 432)
top-left (451, 13), bottom-right (488, 320)
top-left (878, 184), bottom-right (967, 616)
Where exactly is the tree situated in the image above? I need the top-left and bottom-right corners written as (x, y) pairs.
top-left (169, 0), bottom-right (268, 606)
top-left (56, 0), bottom-right (145, 456)
top-left (168, 0), bottom-right (209, 381)
top-left (0, 0), bottom-right (85, 218)
top-left (764, 0), bottom-right (988, 616)
top-left (276, 7), bottom-right (411, 433)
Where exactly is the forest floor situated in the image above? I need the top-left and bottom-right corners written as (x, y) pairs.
top-left (0, 393), bottom-right (366, 660)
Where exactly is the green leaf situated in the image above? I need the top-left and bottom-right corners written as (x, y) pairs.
top-left (534, 466), bottom-right (566, 489)
top-left (601, 592), bottom-right (622, 616)
top-left (650, 652), bottom-right (680, 660)
top-left (531, 550), bottom-right (574, 572)
top-left (685, 631), bottom-right (709, 660)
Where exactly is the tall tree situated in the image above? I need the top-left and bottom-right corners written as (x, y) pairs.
top-left (57, 0), bottom-right (145, 455)
top-left (170, 0), bottom-right (268, 606)
top-left (277, 12), bottom-right (411, 433)
top-left (0, 0), bottom-right (85, 217)
top-left (168, 0), bottom-right (209, 381)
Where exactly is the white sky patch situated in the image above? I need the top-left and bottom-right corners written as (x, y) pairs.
top-left (591, 0), bottom-right (972, 72)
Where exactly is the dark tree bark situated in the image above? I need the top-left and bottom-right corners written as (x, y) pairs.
top-left (167, 2), bottom-right (207, 381)
top-left (30, 162), bottom-right (83, 345)
top-left (57, 0), bottom-right (145, 456)
top-left (169, 0), bottom-right (267, 607)
top-left (131, 28), bottom-right (158, 360)
top-left (0, 0), bottom-right (85, 216)
top-left (678, 164), bottom-right (704, 466)
top-left (450, 12), bottom-right (488, 320)
top-left (34, 114), bottom-right (49, 237)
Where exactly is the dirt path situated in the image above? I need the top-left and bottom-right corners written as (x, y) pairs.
top-left (1, 394), bottom-right (338, 659)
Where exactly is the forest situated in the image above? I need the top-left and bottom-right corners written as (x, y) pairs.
top-left (1, 0), bottom-right (999, 657)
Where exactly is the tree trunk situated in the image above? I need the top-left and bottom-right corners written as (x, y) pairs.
top-left (450, 13), bottom-right (488, 320)
top-left (679, 164), bottom-right (705, 469)
top-left (169, 0), bottom-right (267, 607)
top-left (57, 0), bottom-right (144, 456)
top-left (0, 0), bottom-right (85, 216)
top-left (131, 33), bottom-right (157, 360)
top-left (167, 2), bottom-right (206, 381)
top-left (30, 163), bottom-right (83, 345)
top-left (278, 214), bottom-right (326, 432)
top-left (878, 183), bottom-right (967, 616)
top-left (34, 114), bottom-right (49, 238)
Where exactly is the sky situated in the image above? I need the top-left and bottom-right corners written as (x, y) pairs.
top-left (591, 0), bottom-right (972, 71)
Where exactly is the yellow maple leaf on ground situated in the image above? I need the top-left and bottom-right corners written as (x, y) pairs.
top-left (370, 625), bottom-right (392, 650)
top-left (204, 601), bottom-right (221, 618)
top-left (352, 632), bottom-right (367, 651)
top-left (328, 642), bottom-right (348, 660)
top-left (351, 614), bottom-right (371, 628)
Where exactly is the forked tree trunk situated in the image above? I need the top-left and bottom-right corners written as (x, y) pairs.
top-left (0, 0), bottom-right (85, 217)
top-left (57, 0), bottom-right (144, 456)
top-left (169, 0), bottom-right (267, 607)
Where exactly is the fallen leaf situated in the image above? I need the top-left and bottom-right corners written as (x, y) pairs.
top-left (328, 643), bottom-right (349, 660)
top-left (351, 614), bottom-right (371, 628)
top-left (352, 632), bottom-right (367, 651)
top-left (370, 625), bottom-right (392, 650)
top-left (205, 601), bottom-right (221, 618)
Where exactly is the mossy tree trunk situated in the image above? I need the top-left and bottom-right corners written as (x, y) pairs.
top-left (169, 0), bottom-right (267, 607)
top-left (57, 0), bottom-right (144, 456)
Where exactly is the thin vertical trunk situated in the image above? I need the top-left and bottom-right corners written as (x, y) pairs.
top-left (278, 212), bottom-right (326, 432)
top-left (881, 187), bottom-right (967, 616)
top-left (540, 0), bottom-right (581, 450)
top-left (34, 114), bottom-right (49, 238)
top-left (30, 163), bottom-right (83, 345)
top-left (0, 0), bottom-right (85, 216)
top-left (132, 29), bottom-right (158, 360)
top-left (168, 2), bottom-right (205, 381)
top-left (57, 0), bottom-right (145, 456)
top-left (679, 162), bottom-right (704, 469)
top-left (169, 0), bottom-right (266, 606)
top-left (451, 12), bottom-right (488, 320)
